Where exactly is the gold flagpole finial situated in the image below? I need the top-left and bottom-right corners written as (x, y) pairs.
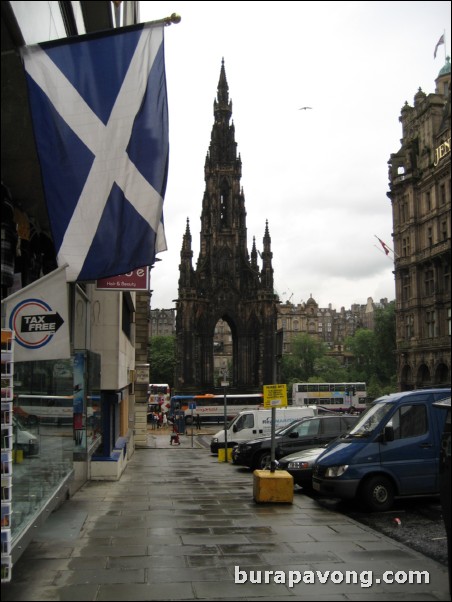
top-left (164, 13), bottom-right (181, 26)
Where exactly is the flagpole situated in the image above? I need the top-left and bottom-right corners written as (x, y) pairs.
top-left (443, 29), bottom-right (447, 61)
top-left (161, 13), bottom-right (182, 26)
top-left (374, 235), bottom-right (399, 258)
top-left (374, 245), bottom-right (392, 259)
top-left (0, 264), bottom-right (69, 305)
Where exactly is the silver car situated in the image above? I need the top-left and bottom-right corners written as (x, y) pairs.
top-left (278, 446), bottom-right (328, 488)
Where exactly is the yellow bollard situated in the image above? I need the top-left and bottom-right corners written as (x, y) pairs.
top-left (253, 469), bottom-right (294, 503)
top-left (13, 450), bottom-right (24, 463)
top-left (217, 448), bottom-right (233, 462)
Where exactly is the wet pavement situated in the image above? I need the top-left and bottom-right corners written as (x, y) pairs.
top-left (2, 427), bottom-right (450, 601)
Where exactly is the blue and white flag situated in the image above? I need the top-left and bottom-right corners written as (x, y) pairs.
top-left (20, 23), bottom-right (168, 282)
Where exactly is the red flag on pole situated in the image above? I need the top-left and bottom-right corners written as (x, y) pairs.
top-left (434, 34), bottom-right (445, 59)
top-left (376, 236), bottom-right (391, 256)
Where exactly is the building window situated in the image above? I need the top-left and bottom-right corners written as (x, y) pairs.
top-left (405, 314), bottom-right (414, 339)
top-left (400, 196), bottom-right (409, 222)
top-left (427, 226), bottom-right (433, 247)
top-left (424, 268), bottom-right (435, 296)
top-left (402, 236), bottom-right (410, 257)
top-left (426, 310), bottom-right (436, 338)
top-left (441, 221), bottom-right (448, 241)
top-left (439, 183), bottom-right (446, 206)
top-left (425, 191), bottom-right (431, 212)
top-left (444, 263), bottom-right (450, 295)
top-left (448, 308), bottom-right (451, 337)
top-left (121, 292), bottom-right (134, 340)
top-left (402, 272), bottom-right (411, 301)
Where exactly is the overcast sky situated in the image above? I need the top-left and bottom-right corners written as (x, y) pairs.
top-left (140, 1), bottom-right (451, 310)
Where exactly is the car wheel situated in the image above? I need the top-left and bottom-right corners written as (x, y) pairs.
top-left (360, 475), bottom-right (395, 511)
top-left (255, 451), bottom-right (272, 470)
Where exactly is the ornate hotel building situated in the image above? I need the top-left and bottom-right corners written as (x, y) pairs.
top-left (387, 58), bottom-right (451, 390)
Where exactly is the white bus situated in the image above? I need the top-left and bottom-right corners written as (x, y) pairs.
top-left (171, 392), bottom-right (264, 424)
top-left (14, 394), bottom-right (73, 425)
top-left (291, 382), bottom-right (367, 413)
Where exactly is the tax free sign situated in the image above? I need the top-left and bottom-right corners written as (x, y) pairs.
top-left (3, 266), bottom-right (70, 361)
top-left (263, 384), bottom-right (288, 408)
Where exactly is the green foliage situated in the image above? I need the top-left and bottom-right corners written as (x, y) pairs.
top-left (291, 333), bottom-right (326, 379)
top-left (344, 302), bottom-right (397, 399)
top-left (148, 336), bottom-right (176, 388)
top-left (281, 333), bottom-right (327, 395)
top-left (313, 356), bottom-right (348, 382)
top-left (345, 328), bottom-right (376, 381)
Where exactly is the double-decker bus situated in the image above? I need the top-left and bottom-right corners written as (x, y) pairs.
top-left (291, 382), bottom-right (367, 413)
top-left (169, 392), bottom-right (264, 424)
top-left (147, 383), bottom-right (171, 413)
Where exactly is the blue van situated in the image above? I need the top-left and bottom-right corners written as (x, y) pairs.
top-left (312, 388), bottom-right (451, 511)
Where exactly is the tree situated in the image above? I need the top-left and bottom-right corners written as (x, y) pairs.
top-left (373, 302), bottom-right (397, 385)
top-left (312, 356), bottom-right (348, 383)
top-left (148, 336), bottom-right (175, 387)
top-left (345, 328), bottom-right (376, 384)
top-left (344, 303), bottom-right (397, 399)
top-left (281, 333), bottom-right (326, 391)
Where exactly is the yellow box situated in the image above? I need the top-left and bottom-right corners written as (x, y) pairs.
top-left (253, 469), bottom-right (294, 503)
top-left (218, 447), bottom-right (233, 462)
top-left (12, 450), bottom-right (24, 463)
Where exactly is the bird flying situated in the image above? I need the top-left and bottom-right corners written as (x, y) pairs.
top-left (299, 106), bottom-right (312, 110)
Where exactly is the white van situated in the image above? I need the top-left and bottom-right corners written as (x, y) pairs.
top-left (13, 416), bottom-right (39, 456)
top-left (210, 406), bottom-right (316, 453)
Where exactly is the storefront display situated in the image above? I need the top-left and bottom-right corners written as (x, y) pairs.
top-left (1, 330), bottom-right (13, 582)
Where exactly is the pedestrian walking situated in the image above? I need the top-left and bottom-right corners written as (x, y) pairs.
top-left (196, 413), bottom-right (201, 430)
top-left (170, 424), bottom-right (180, 445)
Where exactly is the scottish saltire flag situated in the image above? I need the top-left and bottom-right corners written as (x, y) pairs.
top-left (20, 23), bottom-right (168, 282)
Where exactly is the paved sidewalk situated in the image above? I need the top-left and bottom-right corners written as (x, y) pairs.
top-left (2, 442), bottom-right (450, 601)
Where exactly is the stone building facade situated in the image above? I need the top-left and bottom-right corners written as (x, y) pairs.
top-left (387, 58), bottom-right (451, 390)
top-left (277, 296), bottom-right (390, 354)
top-left (150, 308), bottom-right (176, 337)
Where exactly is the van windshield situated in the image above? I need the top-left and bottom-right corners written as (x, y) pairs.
top-left (347, 401), bottom-right (393, 438)
top-left (13, 414), bottom-right (28, 430)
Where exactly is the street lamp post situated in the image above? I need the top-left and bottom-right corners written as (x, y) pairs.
top-left (221, 368), bottom-right (229, 462)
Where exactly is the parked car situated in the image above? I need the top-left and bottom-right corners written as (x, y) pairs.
top-left (312, 388), bottom-right (451, 511)
top-left (278, 445), bottom-right (330, 488)
top-left (232, 414), bottom-right (359, 470)
top-left (210, 406), bottom-right (316, 453)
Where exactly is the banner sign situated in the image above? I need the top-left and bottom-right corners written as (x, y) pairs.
top-left (2, 266), bottom-right (70, 361)
top-left (96, 267), bottom-right (149, 291)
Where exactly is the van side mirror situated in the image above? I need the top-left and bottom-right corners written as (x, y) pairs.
top-left (384, 425), bottom-right (394, 442)
top-left (232, 425), bottom-right (238, 433)
top-left (289, 432), bottom-right (299, 439)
